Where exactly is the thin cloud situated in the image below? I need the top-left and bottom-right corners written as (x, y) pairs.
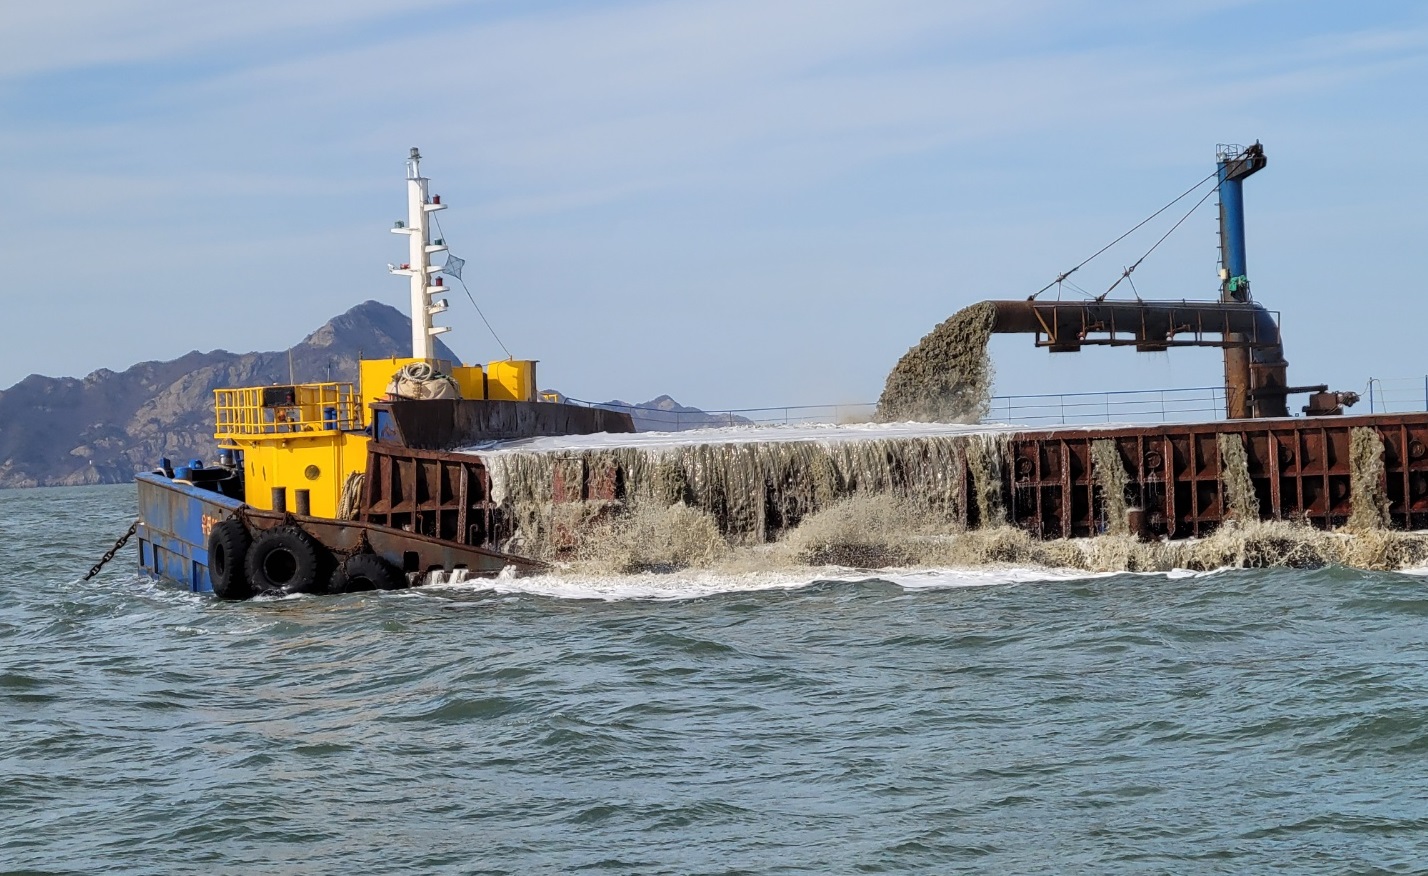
top-left (0, 0), bottom-right (468, 79)
top-left (2, 0), bottom-right (1426, 402)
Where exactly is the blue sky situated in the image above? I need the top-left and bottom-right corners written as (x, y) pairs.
top-left (3, 0), bottom-right (1426, 410)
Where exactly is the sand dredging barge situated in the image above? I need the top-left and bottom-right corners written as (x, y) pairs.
top-left (389, 142), bottom-right (1428, 570)
top-left (131, 143), bottom-right (1428, 597)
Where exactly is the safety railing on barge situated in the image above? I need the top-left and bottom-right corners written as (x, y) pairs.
top-left (562, 386), bottom-right (1231, 431)
top-left (1367, 377), bottom-right (1428, 415)
top-left (567, 377), bottom-right (1428, 431)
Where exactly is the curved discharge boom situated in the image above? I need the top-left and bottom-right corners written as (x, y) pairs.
top-left (985, 299), bottom-right (1289, 419)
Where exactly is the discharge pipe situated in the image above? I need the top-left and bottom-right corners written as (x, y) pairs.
top-left (986, 299), bottom-right (1289, 418)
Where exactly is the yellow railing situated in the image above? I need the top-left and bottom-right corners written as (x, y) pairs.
top-left (215, 382), bottom-right (362, 440)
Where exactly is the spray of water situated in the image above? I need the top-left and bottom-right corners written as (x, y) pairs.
top-left (876, 302), bottom-right (998, 423)
top-left (1092, 439), bottom-right (1130, 535)
top-left (966, 432), bottom-right (1006, 527)
top-left (487, 432), bottom-right (989, 554)
top-left (479, 326), bottom-right (1421, 576)
top-left (1217, 432), bottom-right (1260, 521)
top-left (1348, 427), bottom-right (1390, 532)
top-left (550, 501), bottom-right (1428, 577)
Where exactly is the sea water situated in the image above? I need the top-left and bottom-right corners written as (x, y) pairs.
top-left (4, 484), bottom-right (1428, 874)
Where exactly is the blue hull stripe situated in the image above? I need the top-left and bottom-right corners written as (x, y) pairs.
top-left (135, 473), bottom-right (246, 594)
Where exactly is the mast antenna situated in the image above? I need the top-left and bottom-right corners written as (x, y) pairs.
top-left (390, 146), bottom-right (450, 358)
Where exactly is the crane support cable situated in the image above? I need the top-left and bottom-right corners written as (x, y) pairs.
top-left (1097, 183), bottom-right (1220, 300)
top-left (432, 213), bottom-right (514, 360)
top-left (1031, 167), bottom-right (1221, 300)
top-left (457, 274), bottom-right (513, 360)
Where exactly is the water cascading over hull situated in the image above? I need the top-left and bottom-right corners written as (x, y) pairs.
top-left (479, 425), bottom-right (1015, 550)
top-left (451, 412), bottom-right (1428, 562)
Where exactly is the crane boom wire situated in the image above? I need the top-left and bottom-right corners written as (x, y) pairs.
top-left (1098, 183), bottom-right (1221, 301)
top-left (1031, 167), bottom-right (1221, 300)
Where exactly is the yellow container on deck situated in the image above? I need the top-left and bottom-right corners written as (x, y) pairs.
top-left (451, 365), bottom-right (486, 401)
top-left (486, 360), bottom-right (538, 402)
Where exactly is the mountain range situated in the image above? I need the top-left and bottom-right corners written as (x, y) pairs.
top-left (0, 301), bottom-right (726, 489)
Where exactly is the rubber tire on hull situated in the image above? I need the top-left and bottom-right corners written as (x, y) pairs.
top-left (329, 553), bottom-right (407, 593)
top-left (207, 518), bottom-right (252, 600)
top-left (246, 525), bottom-right (326, 596)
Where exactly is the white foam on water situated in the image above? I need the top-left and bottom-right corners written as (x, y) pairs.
top-left (876, 566), bottom-right (1119, 590)
top-left (503, 569), bottom-right (824, 601)
top-left (424, 566), bottom-right (824, 601)
top-left (410, 555), bottom-right (1276, 601)
top-left (249, 589), bottom-right (317, 603)
top-left (419, 563), bottom-right (1126, 602)
top-left (1163, 567), bottom-right (1228, 579)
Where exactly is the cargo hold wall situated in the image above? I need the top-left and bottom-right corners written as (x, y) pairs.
top-left (356, 413), bottom-right (1428, 550)
top-left (1007, 413), bottom-right (1428, 539)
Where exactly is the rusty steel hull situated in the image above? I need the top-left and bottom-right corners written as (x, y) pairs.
top-left (1004, 413), bottom-right (1428, 539)
top-left (239, 507), bottom-right (544, 576)
top-left (359, 442), bottom-right (506, 548)
top-left (372, 398), bottom-right (635, 449)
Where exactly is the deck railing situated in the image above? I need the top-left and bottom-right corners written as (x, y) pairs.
top-left (984, 386), bottom-right (1227, 425)
top-left (214, 382), bottom-right (362, 439)
top-left (1366, 377), bottom-right (1428, 414)
top-left (570, 376), bottom-right (1428, 431)
top-left (563, 385), bottom-right (1236, 431)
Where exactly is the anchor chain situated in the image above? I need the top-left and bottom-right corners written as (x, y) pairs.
top-left (84, 520), bottom-right (139, 581)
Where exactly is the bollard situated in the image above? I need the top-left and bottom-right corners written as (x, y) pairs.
top-left (271, 487), bottom-right (287, 513)
top-left (295, 489), bottom-right (311, 516)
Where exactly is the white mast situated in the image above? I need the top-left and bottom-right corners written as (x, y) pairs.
top-left (389, 147), bottom-right (450, 359)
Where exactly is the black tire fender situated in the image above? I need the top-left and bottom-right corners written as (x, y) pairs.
top-left (207, 518), bottom-right (252, 600)
top-left (246, 525), bottom-right (325, 595)
top-left (329, 553), bottom-right (407, 593)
